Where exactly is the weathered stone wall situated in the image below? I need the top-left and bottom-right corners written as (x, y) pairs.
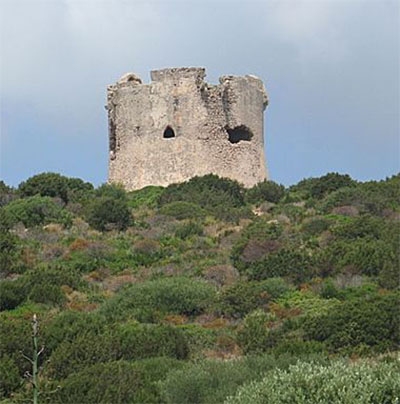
top-left (107, 67), bottom-right (269, 190)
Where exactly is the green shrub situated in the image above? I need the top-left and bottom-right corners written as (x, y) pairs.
top-left (0, 279), bottom-right (27, 311)
top-left (218, 278), bottom-right (291, 318)
top-left (159, 201), bottom-right (206, 220)
top-left (0, 355), bottom-right (21, 399)
top-left (175, 221), bottom-right (204, 239)
top-left (100, 276), bottom-right (216, 322)
top-left (290, 173), bottom-right (355, 200)
top-left (302, 217), bottom-right (331, 236)
top-left (128, 186), bottom-right (164, 209)
top-left (160, 353), bottom-right (322, 404)
top-left (85, 196), bottom-right (131, 231)
top-left (236, 309), bottom-right (270, 354)
top-left (226, 360), bottom-right (400, 404)
top-left (49, 358), bottom-right (184, 404)
top-left (47, 323), bottom-right (189, 379)
top-left (304, 292), bottom-right (400, 353)
top-left (18, 172), bottom-right (93, 204)
top-left (246, 180), bottom-right (286, 204)
top-left (158, 174), bottom-right (246, 221)
top-left (0, 231), bottom-right (24, 276)
top-left (246, 248), bottom-right (315, 283)
top-left (2, 195), bottom-right (72, 228)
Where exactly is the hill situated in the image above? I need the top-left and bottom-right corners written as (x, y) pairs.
top-left (0, 172), bottom-right (399, 403)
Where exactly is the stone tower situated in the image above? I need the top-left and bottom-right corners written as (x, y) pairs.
top-left (107, 67), bottom-right (268, 190)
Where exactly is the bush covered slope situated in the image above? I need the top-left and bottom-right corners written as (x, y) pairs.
top-left (0, 172), bottom-right (399, 403)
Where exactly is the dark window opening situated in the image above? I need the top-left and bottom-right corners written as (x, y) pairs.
top-left (226, 125), bottom-right (253, 143)
top-left (163, 126), bottom-right (175, 138)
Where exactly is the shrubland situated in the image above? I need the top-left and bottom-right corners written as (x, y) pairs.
top-left (0, 171), bottom-right (399, 403)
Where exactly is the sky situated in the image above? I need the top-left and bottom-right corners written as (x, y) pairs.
top-left (0, 0), bottom-right (399, 187)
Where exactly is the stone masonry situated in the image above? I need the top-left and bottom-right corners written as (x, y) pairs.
top-left (107, 67), bottom-right (269, 190)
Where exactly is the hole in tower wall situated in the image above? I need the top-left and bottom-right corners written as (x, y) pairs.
top-left (226, 125), bottom-right (253, 143)
top-left (163, 126), bottom-right (175, 138)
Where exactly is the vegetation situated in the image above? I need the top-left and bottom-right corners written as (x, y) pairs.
top-left (0, 171), bottom-right (399, 402)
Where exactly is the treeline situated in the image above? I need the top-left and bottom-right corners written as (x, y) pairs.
top-left (0, 172), bottom-right (399, 403)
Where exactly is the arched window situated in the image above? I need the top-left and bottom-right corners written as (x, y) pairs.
top-left (163, 126), bottom-right (175, 138)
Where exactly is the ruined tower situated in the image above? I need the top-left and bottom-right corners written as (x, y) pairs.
top-left (107, 67), bottom-right (269, 190)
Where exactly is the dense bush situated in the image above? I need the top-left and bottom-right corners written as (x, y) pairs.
top-left (246, 180), bottom-right (285, 204)
top-left (47, 323), bottom-right (188, 378)
top-left (18, 172), bottom-right (93, 204)
top-left (85, 196), bottom-right (131, 231)
top-left (49, 358), bottom-right (184, 404)
top-left (2, 195), bottom-right (73, 228)
top-left (226, 360), bottom-right (400, 404)
top-left (159, 201), bottom-right (206, 220)
top-left (246, 248), bottom-right (315, 283)
top-left (0, 355), bottom-right (21, 399)
top-left (0, 231), bottom-right (24, 276)
top-left (99, 276), bottom-right (216, 322)
top-left (158, 175), bottom-right (246, 221)
top-left (304, 292), bottom-right (400, 353)
top-left (290, 172), bottom-right (355, 200)
top-left (218, 278), bottom-right (291, 318)
top-left (174, 221), bottom-right (204, 239)
top-left (160, 353), bottom-right (320, 404)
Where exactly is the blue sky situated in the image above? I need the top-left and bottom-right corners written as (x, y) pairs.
top-left (1, 0), bottom-right (399, 187)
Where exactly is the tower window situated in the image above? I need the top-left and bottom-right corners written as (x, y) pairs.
top-left (226, 125), bottom-right (253, 143)
top-left (163, 126), bottom-right (175, 138)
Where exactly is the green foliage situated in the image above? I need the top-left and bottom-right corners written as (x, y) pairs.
top-left (226, 360), bottom-right (400, 404)
top-left (85, 196), bottom-right (131, 231)
top-left (0, 181), bottom-right (16, 207)
top-left (47, 323), bottom-right (188, 379)
top-left (0, 231), bottom-right (24, 276)
top-left (246, 180), bottom-right (286, 204)
top-left (0, 355), bottom-right (21, 399)
top-left (302, 217), bottom-right (331, 236)
top-left (160, 353), bottom-right (317, 404)
top-left (100, 277), bottom-right (216, 322)
top-left (158, 174), bottom-right (246, 221)
top-left (18, 172), bottom-right (93, 204)
top-left (159, 201), bottom-right (206, 220)
top-left (236, 309), bottom-right (270, 354)
top-left (128, 186), bottom-right (164, 209)
top-left (0, 279), bottom-right (27, 311)
top-left (49, 358), bottom-right (184, 404)
top-left (175, 221), bottom-right (204, 239)
top-left (304, 292), bottom-right (400, 353)
top-left (290, 172), bottom-right (356, 200)
top-left (246, 248), bottom-right (315, 283)
top-left (218, 278), bottom-right (292, 318)
top-left (2, 195), bottom-right (73, 228)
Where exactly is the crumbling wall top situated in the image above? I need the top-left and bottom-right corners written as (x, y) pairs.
top-left (150, 67), bottom-right (206, 83)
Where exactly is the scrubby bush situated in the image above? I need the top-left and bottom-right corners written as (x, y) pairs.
top-left (49, 358), bottom-right (184, 404)
top-left (2, 196), bottom-right (73, 228)
top-left (175, 221), bottom-right (204, 239)
top-left (99, 276), bottom-right (216, 322)
top-left (0, 279), bottom-right (27, 311)
top-left (159, 201), bottom-right (206, 220)
top-left (0, 231), bottom-right (24, 276)
top-left (85, 196), bottom-right (131, 231)
top-left (158, 175), bottom-right (246, 221)
top-left (290, 173), bottom-right (355, 200)
top-left (128, 186), bottom-right (164, 209)
top-left (226, 360), bottom-right (400, 404)
top-left (246, 248), bottom-right (315, 283)
top-left (0, 355), bottom-right (21, 399)
top-left (304, 292), bottom-right (400, 353)
top-left (47, 323), bottom-right (188, 378)
top-left (218, 278), bottom-right (291, 318)
top-left (246, 180), bottom-right (285, 204)
top-left (18, 172), bottom-right (93, 204)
